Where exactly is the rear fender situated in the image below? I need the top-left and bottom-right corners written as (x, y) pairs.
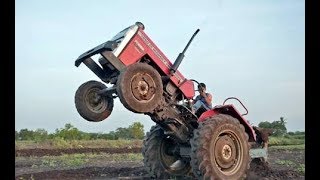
top-left (198, 104), bottom-right (256, 142)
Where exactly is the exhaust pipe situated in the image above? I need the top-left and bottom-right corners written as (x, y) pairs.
top-left (170, 29), bottom-right (200, 75)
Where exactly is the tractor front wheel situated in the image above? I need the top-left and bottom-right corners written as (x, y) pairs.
top-left (190, 114), bottom-right (250, 180)
top-left (75, 80), bottom-right (114, 122)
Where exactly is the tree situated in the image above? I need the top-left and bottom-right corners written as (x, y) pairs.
top-left (287, 131), bottom-right (295, 136)
top-left (80, 132), bottom-right (91, 140)
top-left (258, 121), bottom-right (272, 129)
top-left (88, 133), bottom-right (99, 140)
top-left (129, 122), bottom-right (144, 139)
top-left (15, 130), bottom-right (19, 140)
top-left (19, 129), bottom-right (34, 140)
top-left (54, 123), bottom-right (82, 140)
top-left (99, 131), bottom-right (118, 140)
top-left (115, 127), bottom-right (131, 139)
top-left (258, 117), bottom-right (287, 136)
top-left (294, 131), bottom-right (305, 135)
top-left (271, 117), bottom-right (287, 136)
top-left (33, 128), bottom-right (48, 142)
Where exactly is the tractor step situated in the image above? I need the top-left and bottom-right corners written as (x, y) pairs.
top-left (249, 147), bottom-right (268, 160)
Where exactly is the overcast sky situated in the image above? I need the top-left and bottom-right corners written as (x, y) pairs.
top-left (15, 0), bottom-right (305, 133)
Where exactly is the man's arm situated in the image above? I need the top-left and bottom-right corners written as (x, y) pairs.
top-left (200, 91), bottom-right (212, 105)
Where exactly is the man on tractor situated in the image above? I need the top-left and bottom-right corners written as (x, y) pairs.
top-left (192, 83), bottom-right (213, 114)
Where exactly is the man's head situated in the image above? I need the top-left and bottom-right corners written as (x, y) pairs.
top-left (198, 83), bottom-right (206, 92)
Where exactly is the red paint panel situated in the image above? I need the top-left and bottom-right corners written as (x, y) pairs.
top-left (136, 30), bottom-right (186, 82)
top-left (226, 104), bottom-right (256, 141)
top-left (197, 105), bottom-right (256, 141)
top-left (119, 28), bottom-right (195, 99)
top-left (179, 80), bottom-right (195, 99)
top-left (198, 109), bottom-right (219, 122)
top-left (118, 35), bottom-right (146, 65)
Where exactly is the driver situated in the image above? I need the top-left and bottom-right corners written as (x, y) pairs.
top-left (192, 83), bottom-right (213, 113)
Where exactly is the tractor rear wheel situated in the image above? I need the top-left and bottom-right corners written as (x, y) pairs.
top-left (142, 125), bottom-right (192, 179)
top-left (116, 63), bottom-right (163, 113)
top-left (75, 80), bottom-right (114, 122)
top-left (190, 114), bottom-right (250, 180)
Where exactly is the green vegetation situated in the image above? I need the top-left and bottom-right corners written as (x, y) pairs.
top-left (269, 144), bottom-right (305, 150)
top-left (269, 136), bottom-right (305, 146)
top-left (258, 117), bottom-right (287, 136)
top-left (41, 154), bottom-right (88, 167)
top-left (296, 164), bottom-right (305, 174)
top-left (16, 117), bottom-right (304, 148)
top-left (275, 160), bottom-right (295, 166)
top-left (258, 116), bottom-right (305, 147)
top-left (275, 160), bottom-right (305, 175)
top-left (16, 135), bottom-right (305, 150)
top-left (17, 153), bottom-right (143, 168)
top-left (15, 122), bottom-right (145, 141)
top-left (17, 128), bottom-right (49, 142)
top-left (16, 139), bottom-right (143, 150)
top-left (102, 153), bottom-right (143, 161)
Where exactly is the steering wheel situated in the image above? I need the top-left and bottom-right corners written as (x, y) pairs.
top-left (190, 79), bottom-right (201, 92)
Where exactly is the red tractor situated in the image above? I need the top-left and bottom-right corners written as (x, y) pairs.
top-left (74, 22), bottom-right (268, 179)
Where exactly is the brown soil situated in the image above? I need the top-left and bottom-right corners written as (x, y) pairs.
top-left (16, 164), bottom-right (150, 180)
top-left (16, 147), bottom-right (141, 157)
top-left (15, 148), bottom-right (305, 180)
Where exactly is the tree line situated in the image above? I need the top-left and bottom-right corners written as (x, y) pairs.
top-left (257, 117), bottom-right (304, 137)
top-left (15, 122), bottom-right (145, 141)
top-left (16, 117), bottom-right (304, 141)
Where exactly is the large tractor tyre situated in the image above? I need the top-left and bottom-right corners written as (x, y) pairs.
top-left (190, 114), bottom-right (250, 180)
top-left (142, 125), bottom-right (192, 179)
top-left (116, 63), bottom-right (163, 113)
top-left (75, 80), bottom-right (114, 122)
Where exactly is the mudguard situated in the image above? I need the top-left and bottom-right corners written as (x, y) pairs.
top-left (198, 104), bottom-right (256, 142)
